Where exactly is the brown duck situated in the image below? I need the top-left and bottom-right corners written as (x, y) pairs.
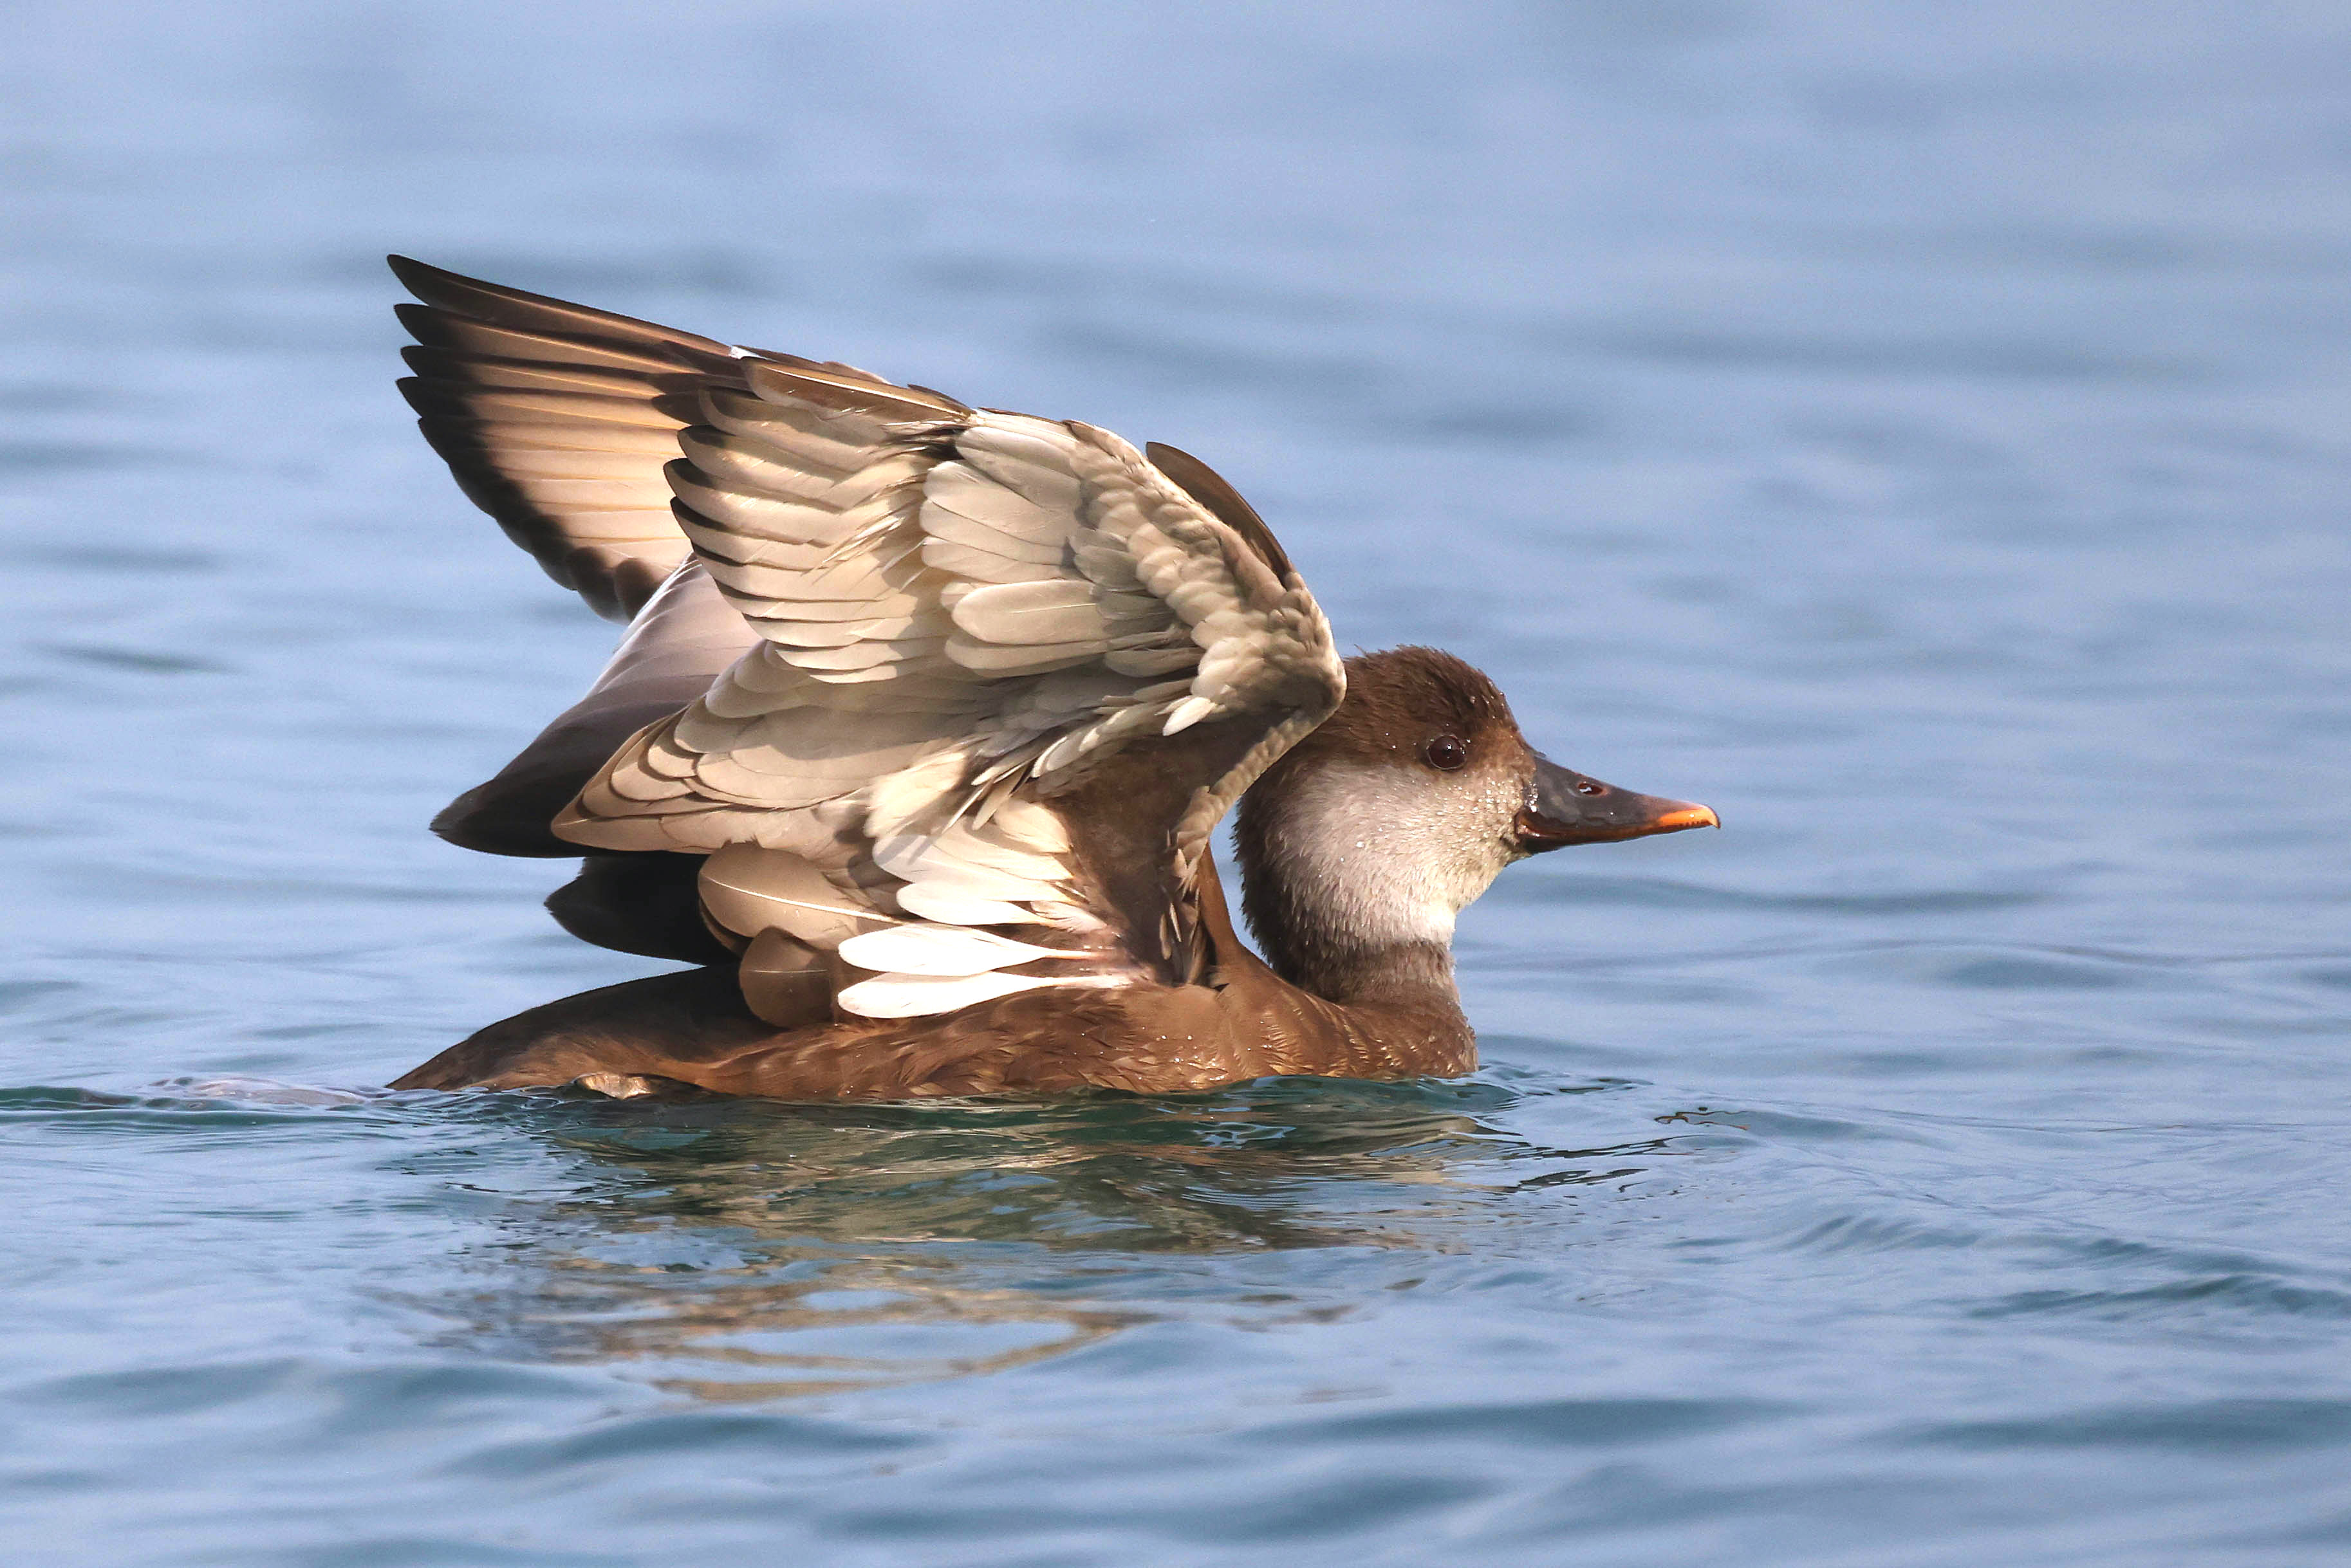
top-left (382, 259), bottom-right (1717, 1102)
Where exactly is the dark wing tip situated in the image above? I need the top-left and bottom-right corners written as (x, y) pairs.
top-left (385, 255), bottom-right (734, 360)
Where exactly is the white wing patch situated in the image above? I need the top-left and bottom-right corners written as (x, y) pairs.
top-left (554, 369), bottom-right (1343, 1023)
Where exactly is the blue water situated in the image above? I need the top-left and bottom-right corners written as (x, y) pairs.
top-left (6, 3), bottom-right (2350, 1563)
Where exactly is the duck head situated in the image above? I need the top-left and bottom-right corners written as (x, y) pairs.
top-left (1232, 647), bottom-right (1716, 997)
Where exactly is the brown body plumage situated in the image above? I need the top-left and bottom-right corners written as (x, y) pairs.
top-left (381, 263), bottom-right (1715, 1102)
top-left (394, 845), bottom-right (1473, 1099)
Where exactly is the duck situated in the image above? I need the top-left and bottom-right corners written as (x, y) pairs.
top-left (380, 257), bottom-right (1717, 1101)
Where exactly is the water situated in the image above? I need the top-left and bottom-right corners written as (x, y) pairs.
top-left (5, 3), bottom-right (2350, 1563)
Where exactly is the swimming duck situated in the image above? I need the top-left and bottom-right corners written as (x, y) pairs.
top-left (382, 258), bottom-right (1716, 1100)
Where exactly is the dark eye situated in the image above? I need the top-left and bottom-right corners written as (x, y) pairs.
top-left (1424, 734), bottom-right (1468, 771)
top-left (1573, 779), bottom-right (1606, 797)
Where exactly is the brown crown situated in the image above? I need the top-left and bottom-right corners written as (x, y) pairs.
top-left (1280, 645), bottom-right (1529, 771)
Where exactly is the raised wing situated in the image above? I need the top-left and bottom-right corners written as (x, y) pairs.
top-left (393, 257), bottom-right (932, 861)
top-left (555, 370), bottom-right (1344, 1023)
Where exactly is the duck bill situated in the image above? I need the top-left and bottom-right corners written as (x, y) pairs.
top-left (1515, 756), bottom-right (1720, 853)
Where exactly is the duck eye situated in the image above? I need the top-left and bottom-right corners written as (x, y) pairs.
top-left (1424, 735), bottom-right (1468, 771)
top-left (1573, 779), bottom-right (1606, 797)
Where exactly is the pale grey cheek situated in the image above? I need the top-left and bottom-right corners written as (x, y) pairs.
top-left (1272, 761), bottom-right (1524, 922)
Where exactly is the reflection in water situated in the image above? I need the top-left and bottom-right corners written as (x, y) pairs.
top-left (421, 1073), bottom-right (1677, 1401)
top-left (523, 1255), bottom-right (1145, 1402)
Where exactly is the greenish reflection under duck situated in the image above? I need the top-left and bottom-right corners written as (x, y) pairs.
top-left (417, 1075), bottom-right (1685, 1400)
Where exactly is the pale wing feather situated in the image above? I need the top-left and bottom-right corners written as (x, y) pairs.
top-left (557, 374), bottom-right (1343, 1022)
top-left (835, 970), bottom-right (1126, 1020)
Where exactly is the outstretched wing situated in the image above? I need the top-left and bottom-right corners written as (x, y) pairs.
top-left (555, 369), bottom-right (1344, 1022)
top-left (391, 257), bottom-right (943, 859)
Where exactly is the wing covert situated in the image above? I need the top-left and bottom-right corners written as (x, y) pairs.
top-left (556, 373), bottom-right (1344, 1023)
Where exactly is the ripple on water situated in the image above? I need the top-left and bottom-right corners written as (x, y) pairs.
top-left (1503, 874), bottom-right (2056, 918)
top-left (1939, 954), bottom-right (2139, 991)
top-left (458, 1407), bottom-right (926, 1482)
top-left (35, 642), bottom-right (234, 676)
top-left (0, 1081), bottom-right (391, 1132)
top-left (1968, 1276), bottom-right (2351, 1324)
top-left (1252, 1395), bottom-right (1792, 1449)
top-left (1902, 1399), bottom-right (2351, 1454)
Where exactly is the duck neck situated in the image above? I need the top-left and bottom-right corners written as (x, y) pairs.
top-left (1231, 768), bottom-right (1470, 1020)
